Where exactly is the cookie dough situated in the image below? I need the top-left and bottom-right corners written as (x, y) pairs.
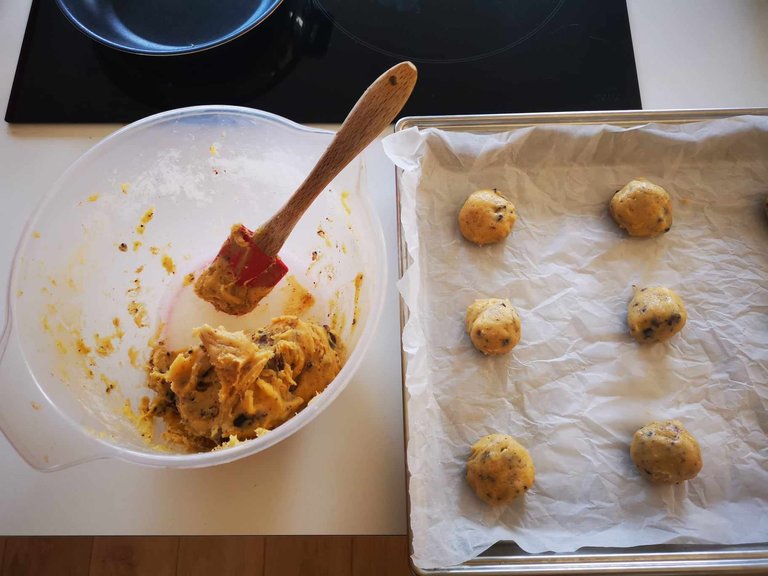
top-left (627, 286), bottom-right (687, 343)
top-left (610, 179), bottom-right (672, 238)
top-left (458, 189), bottom-right (517, 245)
top-left (194, 224), bottom-right (279, 316)
top-left (467, 433), bottom-right (535, 505)
top-left (466, 298), bottom-right (521, 355)
top-left (630, 420), bottom-right (703, 484)
top-left (147, 316), bottom-right (343, 451)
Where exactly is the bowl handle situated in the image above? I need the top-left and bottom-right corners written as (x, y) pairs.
top-left (0, 318), bottom-right (113, 471)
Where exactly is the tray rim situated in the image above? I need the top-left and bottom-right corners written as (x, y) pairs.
top-left (394, 107), bottom-right (768, 576)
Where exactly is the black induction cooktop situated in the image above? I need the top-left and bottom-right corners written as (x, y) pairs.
top-left (6, 0), bottom-right (641, 124)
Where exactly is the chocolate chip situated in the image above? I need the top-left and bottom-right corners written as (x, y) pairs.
top-left (643, 327), bottom-right (655, 339)
top-left (233, 414), bottom-right (252, 428)
top-left (273, 355), bottom-right (285, 371)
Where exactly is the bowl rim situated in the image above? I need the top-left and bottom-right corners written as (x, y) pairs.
top-left (2, 104), bottom-right (388, 468)
top-left (53, 0), bottom-right (284, 56)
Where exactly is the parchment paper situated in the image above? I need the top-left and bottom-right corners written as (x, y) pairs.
top-left (382, 115), bottom-right (768, 570)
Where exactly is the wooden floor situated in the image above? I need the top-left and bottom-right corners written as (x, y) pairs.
top-left (0, 536), bottom-right (412, 576)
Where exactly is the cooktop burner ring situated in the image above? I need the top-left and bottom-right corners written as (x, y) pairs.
top-left (313, 0), bottom-right (566, 64)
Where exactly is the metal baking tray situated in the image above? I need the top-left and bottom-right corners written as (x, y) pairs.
top-left (393, 108), bottom-right (768, 576)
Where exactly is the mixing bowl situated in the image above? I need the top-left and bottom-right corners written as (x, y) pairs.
top-left (0, 105), bottom-right (386, 470)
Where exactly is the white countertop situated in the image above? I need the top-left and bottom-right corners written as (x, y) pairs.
top-left (1, 0), bottom-right (766, 535)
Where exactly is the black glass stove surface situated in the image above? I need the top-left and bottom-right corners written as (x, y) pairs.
top-left (6, 0), bottom-right (641, 124)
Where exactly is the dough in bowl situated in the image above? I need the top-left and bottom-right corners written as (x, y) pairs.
top-left (627, 286), bottom-right (687, 343)
top-left (630, 420), bottom-right (703, 484)
top-left (458, 188), bottom-right (517, 245)
top-left (610, 179), bottom-right (672, 238)
top-left (467, 434), bottom-right (535, 505)
top-left (146, 317), bottom-right (343, 451)
top-left (466, 298), bottom-right (521, 355)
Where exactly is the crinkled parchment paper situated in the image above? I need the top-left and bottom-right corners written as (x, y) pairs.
top-left (382, 116), bottom-right (768, 569)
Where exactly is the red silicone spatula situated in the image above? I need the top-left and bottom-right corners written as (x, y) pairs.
top-left (195, 61), bottom-right (417, 315)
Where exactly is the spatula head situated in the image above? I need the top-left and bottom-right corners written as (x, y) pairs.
top-left (217, 224), bottom-right (288, 287)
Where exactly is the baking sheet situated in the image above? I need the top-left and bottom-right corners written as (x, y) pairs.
top-left (382, 115), bottom-right (768, 570)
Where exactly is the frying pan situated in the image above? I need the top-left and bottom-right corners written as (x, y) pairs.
top-left (54, 0), bottom-right (283, 55)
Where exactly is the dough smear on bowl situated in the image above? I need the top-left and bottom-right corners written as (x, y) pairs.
top-left (146, 316), bottom-right (343, 451)
top-left (458, 189), bottom-right (517, 245)
top-left (627, 286), bottom-right (687, 343)
top-left (610, 179), bottom-right (672, 238)
top-left (466, 433), bottom-right (535, 505)
top-left (466, 298), bottom-right (521, 355)
top-left (630, 420), bottom-right (702, 484)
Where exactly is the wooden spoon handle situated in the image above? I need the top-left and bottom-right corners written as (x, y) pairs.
top-left (254, 61), bottom-right (418, 255)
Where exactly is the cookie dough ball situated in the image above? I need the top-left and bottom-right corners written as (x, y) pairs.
top-left (610, 179), bottom-right (672, 238)
top-left (466, 298), bottom-right (521, 355)
top-left (627, 286), bottom-right (687, 343)
top-left (630, 420), bottom-right (702, 484)
top-left (467, 434), bottom-right (535, 505)
top-left (458, 189), bottom-right (517, 245)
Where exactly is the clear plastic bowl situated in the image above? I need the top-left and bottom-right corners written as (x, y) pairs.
top-left (0, 105), bottom-right (386, 470)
